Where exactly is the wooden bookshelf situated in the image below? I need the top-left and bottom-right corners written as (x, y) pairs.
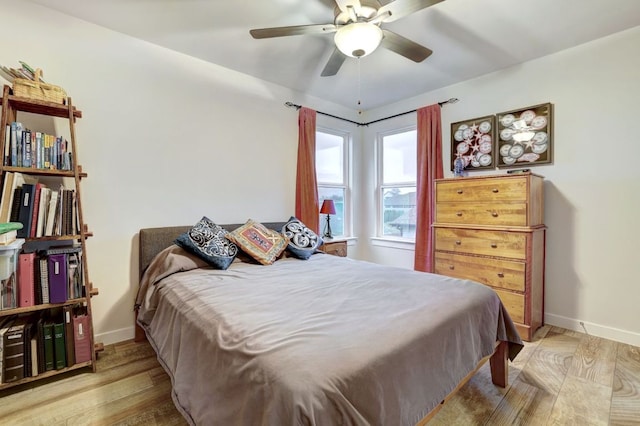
top-left (0, 85), bottom-right (98, 390)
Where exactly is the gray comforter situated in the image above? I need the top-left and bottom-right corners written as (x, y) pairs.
top-left (136, 246), bottom-right (522, 425)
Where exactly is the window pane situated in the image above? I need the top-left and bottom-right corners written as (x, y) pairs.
top-left (382, 186), bottom-right (416, 239)
top-left (382, 130), bottom-right (416, 184)
top-left (318, 187), bottom-right (345, 237)
top-left (316, 132), bottom-right (344, 184)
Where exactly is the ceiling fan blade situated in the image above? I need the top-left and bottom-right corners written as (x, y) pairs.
top-left (334, 0), bottom-right (362, 14)
top-left (378, 0), bottom-right (445, 23)
top-left (250, 24), bottom-right (337, 39)
top-left (381, 30), bottom-right (432, 62)
top-left (321, 48), bottom-right (347, 77)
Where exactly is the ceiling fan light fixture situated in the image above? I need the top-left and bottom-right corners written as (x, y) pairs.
top-left (334, 22), bottom-right (383, 58)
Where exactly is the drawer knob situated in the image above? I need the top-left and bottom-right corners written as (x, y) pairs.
top-left (457, 189), bottom-right (463, 194)
top-left (491, 212), bottom-right (499, 217)
top-left (492, 188), bottom-right (499, 193)
top-left (455, 240), bottom-right (462, 245)
top-left (490, 243), bottom-right (498, 248)
top-left (456, 212), bottom-right (463, 217)
top-left (497, 272), bottom-right (505, 278)
top-left (449, 265), bottom-right (455, 270)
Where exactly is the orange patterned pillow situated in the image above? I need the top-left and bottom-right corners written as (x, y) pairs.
top-left (226, 220), bottom-right (287, 265)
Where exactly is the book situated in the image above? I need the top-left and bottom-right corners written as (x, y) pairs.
top-left (53, 322), bottom-right (66, 369)
top-left (0, 317), bottom-right (14, 383)
top-left (17, 183), bottom-right (36, 238)
top-left (30, 332), bottom-right (38, 377)
top-left (48, 254), bottom-right (68, 303)
top-left (23, 321), bottom-right (33, 378)
top-left (18, 252), bottom-right (36, 307)
top-left (36, 316), bottom-right (45, 373)
top-left (44, 190), bottom-right (59, 236)
top-left (67, 251), bottom-right (83, 299)
top-left (3, 318), bottom-right (27, 382)
top-left (9, 187), bottom-right (23, 223)
top-left (73, 314), bottom-right (91, 363)
top-left (29, 183), bottom-right (44, 238)
top-left (3, 124), bottom-right (10, 167)
top-left (0, 230), bottom-right (17, 246)
top-left (63, 305), bottom-right (75, 367)
top-left (10, 122), bottom-right (22, 167)
top-left (39, 257), bottom-right (49, 304)
top-left (36, 187), bottom-right (51, 238)
top-left (0, 171), bottom-right (15, 222)
top-left (42, 322), bottom-right (54, 371)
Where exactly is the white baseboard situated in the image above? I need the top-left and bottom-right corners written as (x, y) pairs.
top-left (95, 326), bottom-right (135, 346)
top-left (545, 313), bottom-right (640, 347)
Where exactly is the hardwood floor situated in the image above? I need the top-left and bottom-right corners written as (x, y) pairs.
top-left (0, 326), bottom-right (638, 425)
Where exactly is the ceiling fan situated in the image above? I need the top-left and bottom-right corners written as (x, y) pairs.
top-left (250, 0), bottom-right (444, 77)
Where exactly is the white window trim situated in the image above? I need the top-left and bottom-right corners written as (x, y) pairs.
top-left (376, 125), bottom-right (417, 242)
top-left (317, 126), bottom-right (351, 238)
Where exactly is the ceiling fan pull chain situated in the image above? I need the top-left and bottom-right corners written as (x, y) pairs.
top-left (357, 58), bottom-right (362, 113)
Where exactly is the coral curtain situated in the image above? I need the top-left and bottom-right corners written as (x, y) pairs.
top-left (414, 104), bottom-right (444, 272)
top-left (295, 107), bottom-right (320, 234)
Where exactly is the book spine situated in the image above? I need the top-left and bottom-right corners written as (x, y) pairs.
top-left (3, 326), bottom-right (26, 382)
top-left (39, 257), bottom-right (49, 304)
top-left (47, 254), bottom-right (68, 303)
top-left (29, 183), bottom-right (42, 238)
top-left (43, 323), bottom-right (54, 371)
top-left (73, 314), bottom-right (91, 363)
top-left (53, 322), bottom-right (66, 369)
top-left (63, 306), bottom-right (75, 367)
top-left (18, 252), bottom-right (35, 307)
top-left (17, 183), bottom-right (35, 238)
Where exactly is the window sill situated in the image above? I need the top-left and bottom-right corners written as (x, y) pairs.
top-left (370, 237), bottom-right (415, 251)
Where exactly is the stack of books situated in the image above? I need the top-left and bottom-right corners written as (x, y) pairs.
top-left (0, 222), bottom-right (21, 246)
top-left (0, 61), bottom-right (46, 84)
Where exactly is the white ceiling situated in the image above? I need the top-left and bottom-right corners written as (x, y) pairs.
top-left (29, 0), bottom-right (640, 110)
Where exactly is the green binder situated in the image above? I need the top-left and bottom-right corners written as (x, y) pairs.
top-left (53, 322), bottom-right (66, 369)
top-left (43, 323), bottom-right (54, 371)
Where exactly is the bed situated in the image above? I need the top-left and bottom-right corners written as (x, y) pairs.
top-left (135, 223), bottom-right (523, 425)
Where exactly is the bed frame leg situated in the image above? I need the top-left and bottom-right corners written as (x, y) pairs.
top-left (490, 341), bottom-right (508, 388)
top-left (134, 309), bottom-right (148, 343)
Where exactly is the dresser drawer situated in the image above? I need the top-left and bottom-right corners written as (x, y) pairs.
top-left (434, 252), bottom-right (525, 292)
top-left (435, 202), bottom-right (528, 226)
top-left (493, 289), bottom-right (525, 324)
top-left (434, 228), bottom-right (527, 259)
top-left (436, 176), bottom-right (528, 202)
top-left (320, 240), bottom-right (347, 257)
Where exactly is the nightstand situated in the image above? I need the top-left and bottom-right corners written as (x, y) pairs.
top-left (319, 239), bottom-right (347, 257)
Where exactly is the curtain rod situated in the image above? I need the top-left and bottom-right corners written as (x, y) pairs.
top-left (284, 98), bottom-right (459, 127)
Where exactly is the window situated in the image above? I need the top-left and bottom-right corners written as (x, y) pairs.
top-left (378, 128), bottom-right (417, 240)
top-left (316, 128), bottom-right (349, 237)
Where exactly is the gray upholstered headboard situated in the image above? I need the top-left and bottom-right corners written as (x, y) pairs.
top-left (138, 222), bottom-right (288, 279)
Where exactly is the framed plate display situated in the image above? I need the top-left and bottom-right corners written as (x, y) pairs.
top-left (496, 103), bottom-right (553, 168)
top-left (450, 114), bottom-right (495, 171)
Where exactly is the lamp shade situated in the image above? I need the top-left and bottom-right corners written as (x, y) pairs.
top-left (320, 199), bottom-right (336, 215)
top-left (334, 23), bottom-right (383, 58)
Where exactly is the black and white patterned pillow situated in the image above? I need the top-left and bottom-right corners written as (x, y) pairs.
top-left (281, 216), bottom-right (322, 260)
top-left (174, 217), bottom-right (238, 269)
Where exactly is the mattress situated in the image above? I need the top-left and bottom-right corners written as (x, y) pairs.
top-left (136, 245), bottom-right (522, 425)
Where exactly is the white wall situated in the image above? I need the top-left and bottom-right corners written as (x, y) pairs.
top-left (358, 26), bottom-right (640, 346)
top-left (0, 0), bottom-right (358, 344)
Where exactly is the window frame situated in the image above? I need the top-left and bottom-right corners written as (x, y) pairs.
top-left (316, 126), bottom-right (351, 238)
top-left (376, 125), bottom-right (417, 242)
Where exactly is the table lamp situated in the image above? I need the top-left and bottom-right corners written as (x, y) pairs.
top-left (320, 199), bottom-right (336, 239)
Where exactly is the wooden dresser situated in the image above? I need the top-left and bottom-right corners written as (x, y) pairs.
top-left (432, 173), bottom-right (545, 341)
